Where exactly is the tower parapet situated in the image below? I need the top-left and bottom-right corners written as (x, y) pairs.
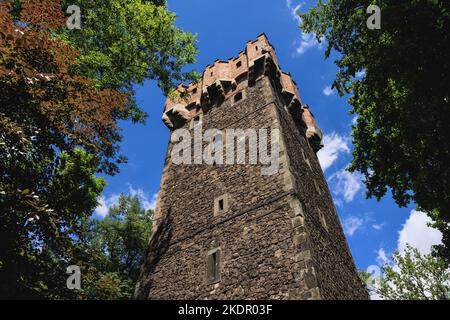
top-left (162, 33), bottom-right (323, 152)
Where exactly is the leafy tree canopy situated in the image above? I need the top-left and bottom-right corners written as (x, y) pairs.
top-left (78, 194), bottom-right (153, 300)
top-left (377, 246), bottom-right (449, 300)
top-left (300, 1), bottom-right (450, 260)
top-left (1, 0), bottom-right (196, 298)
top-left (12, 0), bottom-right (199, 95)
top-left (59, 0), bottom-right (199, 102)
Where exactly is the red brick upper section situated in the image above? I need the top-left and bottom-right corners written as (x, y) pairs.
top-left (163, 33), bottom-right (300, 113)
top-left (162, 33), bottom-right (323, 152)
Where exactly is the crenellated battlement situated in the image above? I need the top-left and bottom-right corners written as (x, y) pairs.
top-left (162, 33), bottom-right (323, 152)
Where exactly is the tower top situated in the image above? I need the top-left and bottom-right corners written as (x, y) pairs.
top-left (162, 34), bottom-right (323, 152)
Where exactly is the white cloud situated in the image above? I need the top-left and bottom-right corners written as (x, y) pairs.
top-left (128, 185), bottom-right (158, 211)
top-left (365, 211), bottom-right (443, 300)
top-left (376, 248), bottom-right (390, 266)
top-left (94, 193), bottom-right (120, 218)
top-left (372, 223), bottom-right (385, 230)
top-left (149, 193), bottom-right (158, 210)
top-left (94, 186), bottom-right (158, 219)
top-left (296, 33), bottom-right (320, 55)
top-left (330, 169), bottom-right (363, 202)
top-left (286, 0), bottom-right (303, 23)
top-left (286, 0), bottom-right (323, 55)
top-left (323, 135), bottom-right (363, 203)
top-left (317, 132), bottom-right (350, 171)
top-left (343, 216), bottom-right (364, 236)
top-left (333, 198), bottom-right (343, 208)
top-left (369, 211), bottom-right (443, 299)
top-left (397, 210), bottom-right (442, 255)
top-left (341, 212), bottom-right (384, 236)
top-left (356, 70), bottom-right (366, 78)
top-left (322, 85), bottom-right (335, 96)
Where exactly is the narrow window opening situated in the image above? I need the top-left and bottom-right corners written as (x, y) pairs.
top-left (214, 194), bottom-right (229, 216)
top-left (236, 61), bottom-right (242, 68)
top-left (255, 46), bottom-right (259, 51)
top-left (212, 251), bottom-right (217, 266)
top-left (207, 249), bottom-right (221, 284)
top-left (234, 92), bottom-right (243, 103)
top-left (192, 88), bottom-right (197, 94)
top-left (210, 71), bottom-right (213, 76)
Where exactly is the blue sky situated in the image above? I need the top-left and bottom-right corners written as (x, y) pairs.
top-left (94, 0), bottom-right (442, 277)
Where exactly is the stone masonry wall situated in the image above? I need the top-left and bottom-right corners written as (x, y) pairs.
top-left (136, 38), bottom-right (368, 299)
top-left (138, 77), bottom-right (312, 299)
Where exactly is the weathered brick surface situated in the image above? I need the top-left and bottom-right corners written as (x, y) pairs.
top-left (136, 35), bottom-right (368, 300)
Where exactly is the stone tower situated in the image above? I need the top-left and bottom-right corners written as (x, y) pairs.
top-left (136, 34), bottom-right (368, 300)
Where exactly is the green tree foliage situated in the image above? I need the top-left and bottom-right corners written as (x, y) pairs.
top-left (378, 246), bottom-right (449, 300)
top-left (0, 148), bottom-right (106, 298)
top-left (77, 194), bottom-right (153, 300)
top-left (59, 0), bottom-right (199, 97)
top-left (300, 1), bottom-right (450, 260)
top-left (0, 0), bottom-right (125, 297)
top-left (358, 269), bottom-right (374, 287)
top-left (92, 194), bottom-right (152, 282)
top-left (1, 0), bottom-right (195, 298)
